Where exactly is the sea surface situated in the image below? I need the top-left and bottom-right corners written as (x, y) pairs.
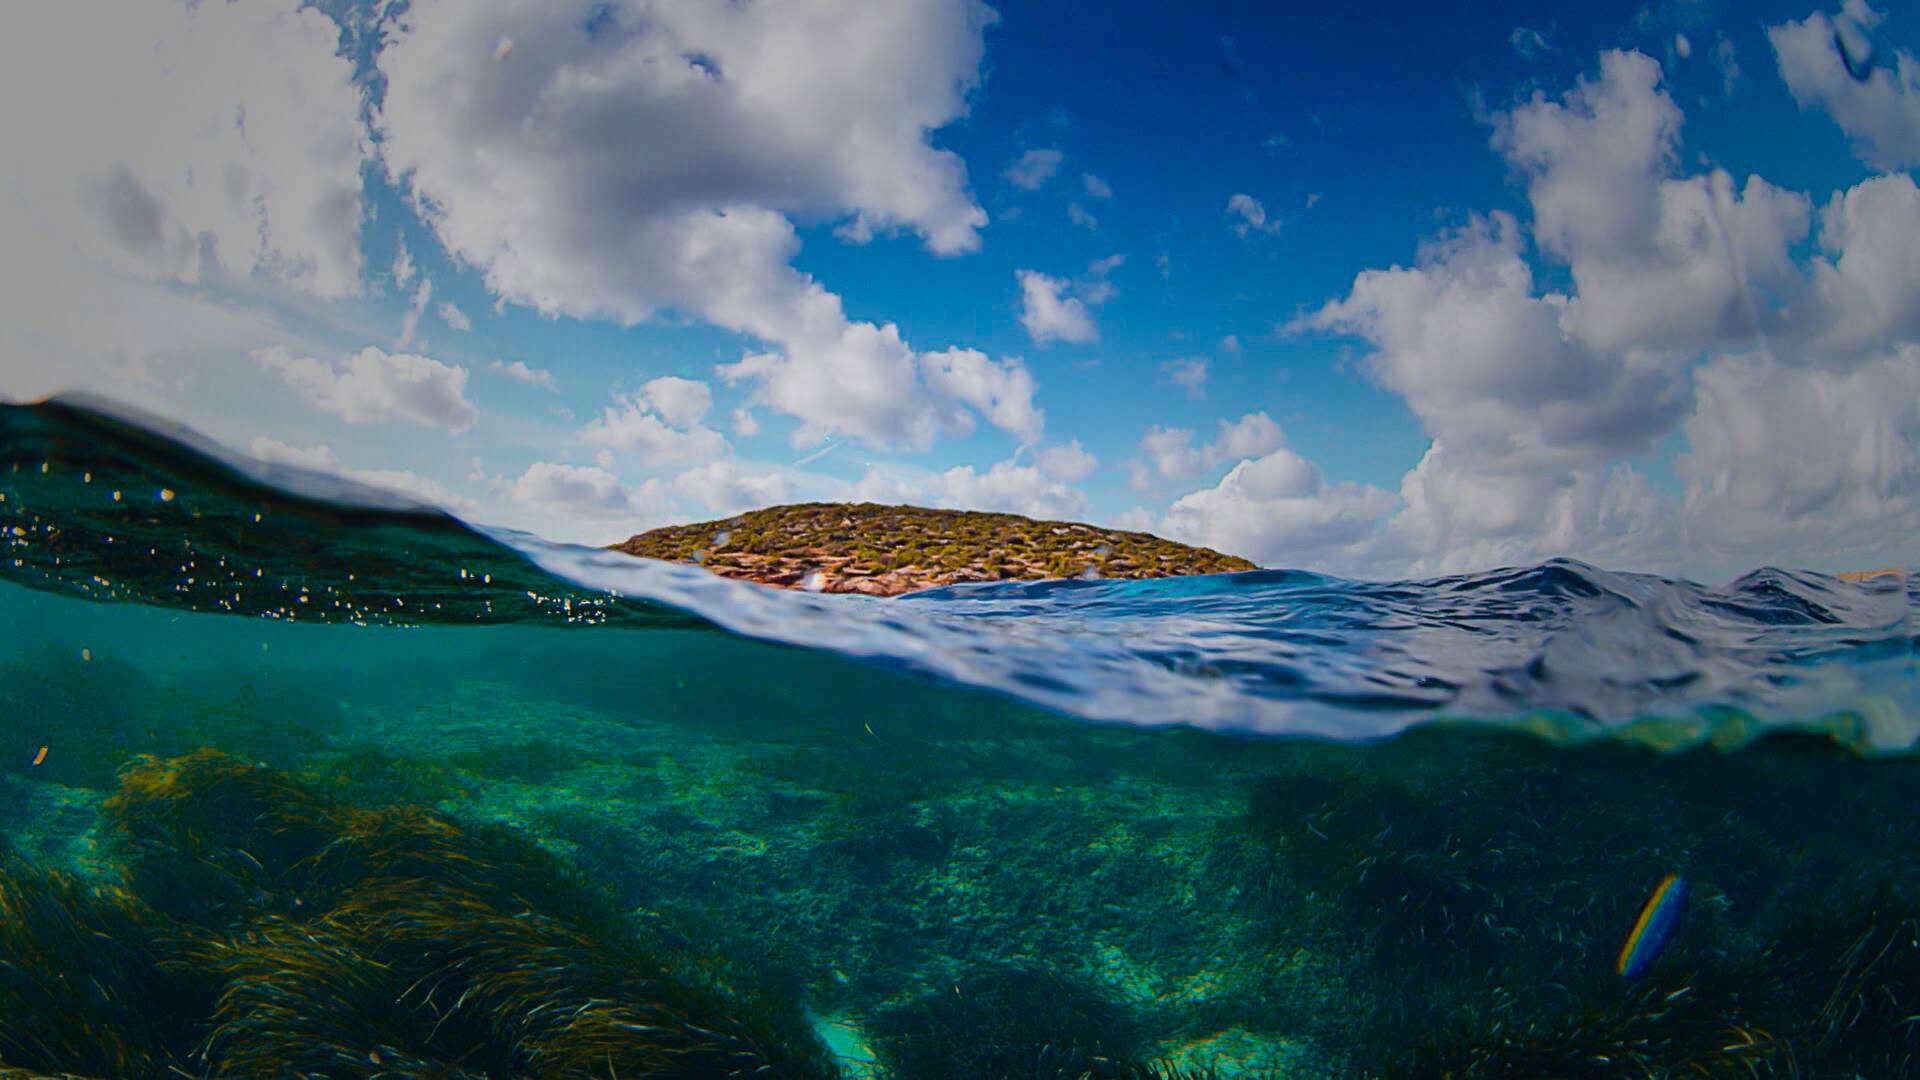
top-left (4, 397), bottom-right (1920, 1078)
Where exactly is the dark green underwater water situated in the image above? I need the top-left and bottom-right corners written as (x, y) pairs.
top-left (5, 401), bottom-right (1920, 1079)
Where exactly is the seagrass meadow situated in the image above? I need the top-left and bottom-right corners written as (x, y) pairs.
top-left (9, 592), bottom-right (1920, 1078)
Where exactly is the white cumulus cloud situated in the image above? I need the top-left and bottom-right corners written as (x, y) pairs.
top-left (0, 0), bottom-right (367, 406)
top-left (1035, 440), bottom-right (1098, 482)
top-left (1160, 448), bottom-right (1395, 568)
top-left (674, 462), bottom-right (793, 515)
top-left (1675, 346), bottom-right (1920, 573)
top-left (509, 461), bottom-right (659, 518)
top-left (919, 348), bottom-right (1045, 443)
top-left (638, 376), bottom-right (713, 429)
top-left (1287, 42), bottom-right (1920, 578)
top-left (1771, 2), bottom-right (1920, 169)
top-left (1, 0), bottom-right (367, 299)
top-left (348, 468), bottom-right (482, 515)
top-left (249, 438), bottom-right (477, 513)
top-left (581, 379), bottom-right (729, 464)
top-left (1130, 412), bottom-right (1286, 488)
top-left (939, 458), bottom-right (1088, 520)
top-left (377, 0), bottom-right (1005, 452)
top-left (489, 359), bottom-right (556, 390)
top-left (1016, 269), bottom-right (1099, 345)
top-left (253, 345), bottom-right (478, 432)
top-left (248, 437), bottom-right (342, 472)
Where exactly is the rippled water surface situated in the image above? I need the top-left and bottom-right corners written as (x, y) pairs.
top-left (6, 399), bottom-right (1920, 1078)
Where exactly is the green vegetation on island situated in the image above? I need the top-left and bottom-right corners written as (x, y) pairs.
top-left (610, 503), bottom-right (1257, 595)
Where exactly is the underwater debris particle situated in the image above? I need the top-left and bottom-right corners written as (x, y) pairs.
top-left (31, 745), bottom-right (47, 766)
top-left (80, 648), bottom-right (91, 662)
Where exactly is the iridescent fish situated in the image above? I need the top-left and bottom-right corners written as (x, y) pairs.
top-left (1617, 872), bottom-right (1689, 978)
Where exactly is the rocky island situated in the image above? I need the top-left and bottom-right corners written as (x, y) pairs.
top-left (609, 502), bottom-right (1257, 595)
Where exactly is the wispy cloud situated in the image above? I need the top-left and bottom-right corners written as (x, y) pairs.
top-left (398, 277), bottom-right (432, 349)
top-left (1226, 193), bottom-right (1280, 237)
top-left (488, 358), bottom-right (555, 390)
top-left (1510, 25), bottom-right (1554, 58)
top-left (1160, 356), bottom-right (1210, 399)
top-left (1004, 147), bottom-right (1064, 189)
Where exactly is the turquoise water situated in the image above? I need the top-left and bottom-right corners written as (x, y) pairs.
top-left (6, 399), bottom-right (1920, 1078)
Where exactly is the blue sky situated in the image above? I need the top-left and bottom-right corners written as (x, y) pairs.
top-left (3, 0), bottom-right (1918, 582)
